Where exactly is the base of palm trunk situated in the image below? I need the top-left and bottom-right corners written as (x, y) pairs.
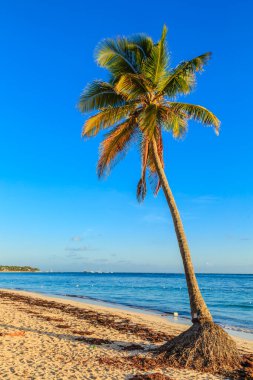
top-left (154, 321), bottom-right (240, 373)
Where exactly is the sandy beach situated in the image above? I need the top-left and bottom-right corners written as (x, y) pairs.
top-left (0, 289), bottom-right (252, 380)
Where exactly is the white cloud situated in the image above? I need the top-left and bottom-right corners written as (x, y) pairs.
top-left (70, 236), bottom-right (83, 242)
top-left (65, 246), bottom-right (95, 252)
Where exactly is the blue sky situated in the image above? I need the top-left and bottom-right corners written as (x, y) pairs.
top-left (0, 0), bottom-right (252, 273)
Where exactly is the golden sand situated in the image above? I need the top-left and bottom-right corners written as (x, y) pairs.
top-left (0, 289), bottom-right (252, 379)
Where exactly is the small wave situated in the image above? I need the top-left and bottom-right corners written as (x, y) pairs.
top-left (52, 292), bottom-right (253, 335)
top-left (221, 324), bottom-right (253, 334)
top-left (61, 292), bottom-right (185, 317)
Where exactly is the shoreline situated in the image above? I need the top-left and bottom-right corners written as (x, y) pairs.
top-left (0, 272), bottom-right (252, 339)
top-left (1, 287), bottom-right (253, 342)
top-left (0, 288), bottom-right (252, 379)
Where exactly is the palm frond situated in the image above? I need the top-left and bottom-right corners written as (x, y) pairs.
top-left (157, 105), bottom-right (188, 138)
top-left (127, 34), bottom-right (154, 59)
top-left (139, 104), bottom-right (159, 139)
top-left (127, 34), bottom-right (154, 70)
top-left (95, 38), bottom-right (139, 78)
top-left (115, 73), bottom-right (150, 101)
top-left (82, 104), bottom-right (135, 137)
top-left (147, 127), bottom-right (163, 195)
top-left (161, 52), bottom-right (211, 97)
top-left (137, 176), bottom-right (147, 202)
top-left (79, 81), bottom-right (126, 112)
top-left (137, 137), bottom-right (149, 202)
top-left (171, 114), bottom-right (188, 138)
top-left (159, 72), bottom-right (196, 97)
top-left (97, 118), bottom-right (137, 177)
top-left (142, 25), bottom-right (168, 87)
top-left (169, 102), bottom-right (220, 134)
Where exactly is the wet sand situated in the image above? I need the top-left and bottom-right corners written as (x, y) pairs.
top-left (0, 289), bottom-right (252, 379)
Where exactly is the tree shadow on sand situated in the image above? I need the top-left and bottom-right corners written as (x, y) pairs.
top-left (0, 322), bottom-right (150, 352)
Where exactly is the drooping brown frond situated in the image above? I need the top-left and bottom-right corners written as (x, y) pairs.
top-left (139, 104), bottom-right (160, 139)
top-left (82, 104), bottom-right (136, 138)
top-left (137, 137), bottom-right (149, 202)
top-left (97, 118), bottom-right (137, 177)
top-left (136, 178), bottom-right (147, 203)
top-left (147, 127), bottom-right (164, 196)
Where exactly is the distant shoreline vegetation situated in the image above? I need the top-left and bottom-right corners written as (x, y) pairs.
top-left (0, 266), bottom-right (40, 272)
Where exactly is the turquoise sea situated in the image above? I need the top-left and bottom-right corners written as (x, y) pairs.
top-left (0, 272), bottom-right (252, 335)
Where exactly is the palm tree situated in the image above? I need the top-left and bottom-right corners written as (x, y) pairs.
top-left (79, 26), bottom-right (240, 372)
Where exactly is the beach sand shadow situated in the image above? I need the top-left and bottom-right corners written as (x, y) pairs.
top-left (0, 322), bottom-right (151, 353)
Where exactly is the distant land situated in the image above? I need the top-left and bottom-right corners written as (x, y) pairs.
top-left (0, 266), bottom-right (40, 272)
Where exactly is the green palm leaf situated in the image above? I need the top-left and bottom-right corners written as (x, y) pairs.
top-left (79, 81), bottom-right (126, 112)
top-left (142, 25), bottom-right (168, 87)
top-left (127, 34), bottom-right (154, 70)
top-left (96, 38), bottom-right (138, 78)
top-left (115, 73), bottom-right (150, 101)
top-left (161, 53), bottom-right (211, 97)
top-left (169, 102), bottom-right (220, 134)
top-left (155, 105), bottom-right (188, 137)
top-left (128, 34), bottom-right (154, 58)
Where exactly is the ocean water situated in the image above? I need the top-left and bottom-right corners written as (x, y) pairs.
top-left (0, 272), bottom-right (252, 335)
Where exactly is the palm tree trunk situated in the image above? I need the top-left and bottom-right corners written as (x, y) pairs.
top-left (151, 137), bottom-right (212, 323)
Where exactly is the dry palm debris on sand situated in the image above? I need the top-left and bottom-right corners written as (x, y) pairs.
top-left (0, 291), bottom-right (172, 342)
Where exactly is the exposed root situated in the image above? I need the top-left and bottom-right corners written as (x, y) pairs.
top-left (230, 354), bottom-right (253, 379)
top-left (153, 322), bottom-right (241, 373)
